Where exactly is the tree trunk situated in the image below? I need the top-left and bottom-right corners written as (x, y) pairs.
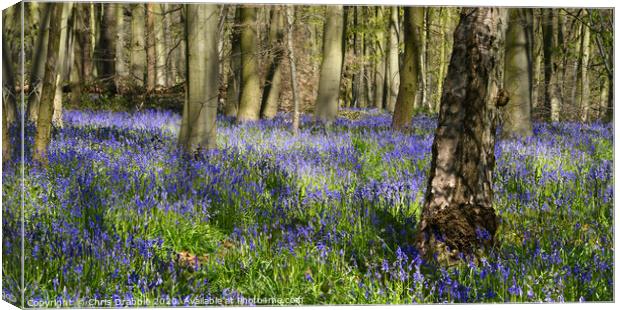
top-left (224, 8), bottom-right (242, 117)
top-left (531, 10), bottom-right (542, 110)
top-left (385, 6), bottom-right (400, 112)
top-left (52, 3), bottom-right (74, 128)
top-left (417, 8), bottom-right (427, 110)
top-left (416, 8), bottom-right (509, 262)
top-left (174, 5), bottom-right (185, 85)
top-left (391, 7), bottom-right (421, 130)
top-left (2, 31), bottom-right (16, 162)
top-left (314, 5), bottom-right (344, 124)
top-left (286, 5), bottom-right (300, 134)
top-left (351, 7), bottom-right (365, 108)
top-left (577, 11), bottom-right (591, 122)
top-left (95, 3), bottom-right (117, 94)
top-left (130, 4), bottom-right (146, 87)
top-left (33, 3), bottom-right (64, 164)
top-left (260, 6), bottom-right (285, 119)
top-left (236, 6), bottom-right (262, 123)
top-left (151, 3), bottom-right (166, 88)
top-left (598, 77), bottom-right (608, 121)
top-left (373, 7), bottom-right (386, 110)
top-left (90, 3), bottom-right (99, 77)
top-left (557, 10), bottom-right (568, 109)
top-left (27, 3), bottom-right (52, 123)
top-left (115, 3), bottom-right (128, 92)
top-left (424, 8), bottom-right (433, 111)
top-left (71, 3), bottom-right (93, 107)
top-left (501, 8), bottom-right (533, 137)
top-left (145, 3), bottom-right (156, 93)
top-left (163, 3), bottom-right (176, 87)
top-left (179, 4), bottom-right (219, 152)
top-left (542, 9), bottom-right (561, 122)
top-left (363, 7), bottom-right (373, 108)
top-left (435, 8), bottom-right (450, 113)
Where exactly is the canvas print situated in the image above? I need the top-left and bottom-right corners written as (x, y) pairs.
top-left (0, 0), bottom-right (614, 307)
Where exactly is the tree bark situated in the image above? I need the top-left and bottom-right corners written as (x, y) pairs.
top-left (153, 3), bottom-right (166, 88)
top-left (163, 3), bottom-right (176, 87)
top-left (351, 7), bottom-right (365, 108)
top-left (315, 5), bottom-right (344, 124)
top-left (542, 9), bottom-right (561, 122)
top-left (224, 8), bottom-right (242, 117)
top-left (27, 3), bottom-right (52, 123)
top-left (236, 5), bottom-right (262, 123)
top-left (531, 9), bottom-right (542, 109)
top-left (416, 8), bottom-right (509, 262)
top-left (145, 3), bottom-right (156, 93)
top-left (286, 6), bottom-right (300, 135)
top-left (130, 4), bottom-right (146, 87)
top-left (385, 6), bottom-right (400, 112)
top-left (90, 3), bottom-right (99, 77)
top-left (424, 8), bottom-right (433, 111)
top-left (2, 30), bottom-right (16, 162)
top-left (373, 7), bottom-right (386, 110)
top-left (179, 4), bottom-right (219, 152)
top-left (501, 8), bottom-right (533, 137)
top-left (95, 3), bottom-right (117, 94)
top-left (33, 3), bottom-right (64, 164)
top-left (391, 7), bottom-right (421, 130)
top-left (52, 3), bottom-right (74, 128)
top-left (71, 3), bottom-right (93, 107)
top-left (576, 10), bottom-right (591, 122)
top-left (599, 76), bottom-right (608, 120)
top-left (435, 8), bottom-right (450, 113)
top-left (260, 6), bottom-right (285, 119)
top-left (417, 8), bottom-right (427, 110)
top-left (115, 3), bottom-right (128, 92)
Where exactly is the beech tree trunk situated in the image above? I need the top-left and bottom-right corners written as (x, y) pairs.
top-left (385, 6), bottom-right (400, 112)
top-left (425, 8), bottom-right (433, 111)
top-left (179, 4), bottom-right (219, 151)
top-left (52, 3), bottom-right (74, 128)
top-left (576, 10), bottom-right (591, 122)
top-left (531, 10), bottom-right (542, 109)
top-left (130, 3), bottom-right (146, 87)
top-left (71, 3), bottom-right (93, 107)
top-left (153, 3), bottom-right (166, 88)
top-left (163, 3), bottom-right (175, 87)
top-left (501, 8), bottom-right (533, 137)
top-left (145, 3), bottom-right (156, 93)
top-left (33, 3), bottom-right (64, 164)
top-left (542, 9), bottom-right (561, 122)
top-left (391, 7), bottom-right (421, 130)
top-left (373, 7), bottom-right (386, 110)
top-left (260, 6), bottom-right (285, 119)
top-left (435, 7), bottom-right (450, 113)
top-left (27, 3), bottom-right (52, 123)
top-left (115, 3), bottom-right (128, 92)
top-left (95, 3), bottom-right (117, 94)
top-left (2, 31), bottom-right (16, 162)
top-left (314, 5), bottom-right (344, 124)
top-left (416, 8), bottom-right (509, 262)
top-left (225, 7), bottom-right (242, 117)
top-left (417, 8), bottom-right (427, 110)
top-left (286, 5), bottom-right (300, 134)
top-left (236, 6), bottom-right (262, 123)
top-left (351, 7), bottom-right (366, 108)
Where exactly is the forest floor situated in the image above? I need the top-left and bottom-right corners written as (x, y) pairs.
top-left (2, 109), bottom-right (613, 305)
